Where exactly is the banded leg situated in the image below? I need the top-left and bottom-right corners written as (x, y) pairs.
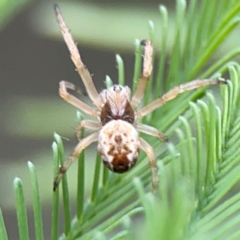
top-left (137, 78), bottom-right (227, 119)
top-left (76, 120), bottom-right (101, 140)
top-left (131, 40), bottom-right (153, 109)
top-left (54, 5), bottom-right (102, 109)
top-left (59, 81), bottom-right (98, 117)
top-left (139, 137), bottom-right (158, 191)
top-left (136, 123), bottom-right (168, 142)
top-left (53, 132), bottom-right (98, 191)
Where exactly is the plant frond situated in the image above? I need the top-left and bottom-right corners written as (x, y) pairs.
top-left (137, 63), bottom-right (240, 240)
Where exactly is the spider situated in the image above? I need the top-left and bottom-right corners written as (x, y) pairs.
top-left (53, 4), bottom-right (227, 191)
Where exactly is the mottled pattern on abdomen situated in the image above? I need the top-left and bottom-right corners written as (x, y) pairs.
top-left (98, 120), bottom-right (140, 173)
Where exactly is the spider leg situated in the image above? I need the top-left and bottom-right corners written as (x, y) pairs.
top-left (136, 123), bottom-right (168, 142)
top-left (60, 80), bottom-right (84, 96)
top-left (130, 40), bottom-right (153, 109)
top-left (53, 131), bottom-right (98, 191)
top-left (60, 81), bottom-right (98, 117)
top-left (54, 5), bottom-right (102, 109)
top-left (137, 78), bottom-right (227, 119)
top-left (139, 137), bottom-right (158, 191)
top-left (76, 120), bottom-right (101, 140)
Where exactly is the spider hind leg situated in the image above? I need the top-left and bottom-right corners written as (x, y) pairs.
top-left (53, 132), bottom-right (98, 191)
top-left (139, 137), bottom-right (158, 191)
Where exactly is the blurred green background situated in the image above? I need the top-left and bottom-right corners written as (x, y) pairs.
top-left (0, 1), bottom-right (240, 239)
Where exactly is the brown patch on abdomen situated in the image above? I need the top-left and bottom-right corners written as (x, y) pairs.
top-left (105, 145), bottom-right (138, 173)
top-left (112, 154), bottom-right (130, 173)
top-left (114, 135), bottom-right (122, 144)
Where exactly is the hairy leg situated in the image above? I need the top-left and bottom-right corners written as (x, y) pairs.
top-left (54, 5), bottom-right (102, 109)
top-left (139, 137), bottom-right (158, 191)
top-left (137, 78), bottom-right (227, 119)
top-left (59, 81), bottom-right (98, 117)
top-left (131, 40), bottom-right (153, 109)
top-left (136, 123), bottom-right (168, 142)
top-left (76, 120), bottom-right (101, 140)
top-left (53, 132), bottom-right (98, 190)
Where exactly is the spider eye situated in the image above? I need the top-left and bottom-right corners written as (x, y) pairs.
top-left (113, 85), bottom-right (122, 91)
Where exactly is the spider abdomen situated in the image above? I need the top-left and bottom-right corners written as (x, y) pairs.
top-left (98, 120), bottom-right (140, 173)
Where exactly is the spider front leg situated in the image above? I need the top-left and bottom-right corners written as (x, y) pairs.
top-left (53, 132), bottom-right (98, 191)
top-left (54, 5), bottom-right (102, 109)
top-left (76, 120), bottom-right (101, 140)
top-left (131, 40), bottom-right (153, 109)
top-left (137, 78), bottom-right (227, 118)
top-left (59, 81), bottom-right (98, 117)
top-left (139, 137), bottom-right (158, 191)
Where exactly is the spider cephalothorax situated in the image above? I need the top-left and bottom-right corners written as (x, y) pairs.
top-left (100, 85), bottom-right (134, 125)
top-left (53, 5), bottom-right (227, 191)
